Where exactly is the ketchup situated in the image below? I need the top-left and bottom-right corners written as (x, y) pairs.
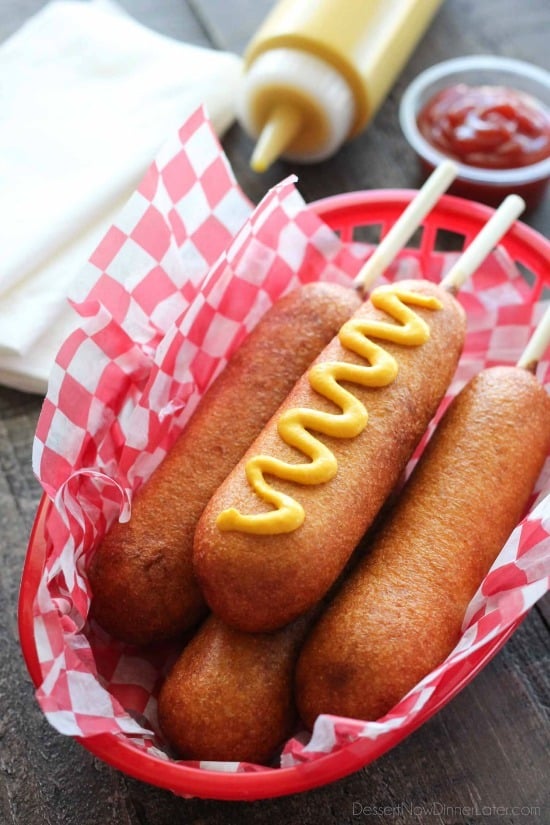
top-left (417, 83), bottom-right (550, 170)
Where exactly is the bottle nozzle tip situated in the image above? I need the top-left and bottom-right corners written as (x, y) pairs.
top-left (250, 145), bottom-right (272, 174)
top-left (249, 102), bottom-right (302, 173)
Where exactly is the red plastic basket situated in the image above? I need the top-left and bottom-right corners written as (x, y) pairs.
top-left (18, 190), bottom-right (550, 801)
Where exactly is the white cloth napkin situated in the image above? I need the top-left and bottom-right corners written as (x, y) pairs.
top-left (0, 0), bottom-right (243, 394)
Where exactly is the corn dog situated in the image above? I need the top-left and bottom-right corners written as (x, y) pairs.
top-left (193, 279), bottom-right (466, 632)
top-left (88, 282), bottom-right (362, 645)
top-left (158, 612), bottom-right (312, 763)
top-left (295, 363), bottom-right (550, 726)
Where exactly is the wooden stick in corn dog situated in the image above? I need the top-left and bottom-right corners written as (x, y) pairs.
top-left (353, 160), bottom-right (458, 292)
top-left (89, 166), bottom-right (457, 646)
top-left (295, 301), bottom-right (550, 727)
top-left (193, 196), bottom-right (525, 633)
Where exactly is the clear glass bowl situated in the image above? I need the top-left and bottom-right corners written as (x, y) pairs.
top-left (399, 55), bottom-right (550, 209)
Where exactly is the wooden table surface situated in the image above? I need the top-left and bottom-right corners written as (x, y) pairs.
top-left (1, 1), bottom-right (549, 823)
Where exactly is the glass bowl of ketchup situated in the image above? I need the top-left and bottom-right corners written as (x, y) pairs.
top-left (399, 55), bottom-right (550, 209)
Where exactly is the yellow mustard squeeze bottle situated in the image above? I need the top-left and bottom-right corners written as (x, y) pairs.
top-left (238, 0), bottom-right (444, 172)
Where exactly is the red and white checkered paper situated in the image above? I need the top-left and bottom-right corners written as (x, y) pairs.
top-left (29, 106), bottom-right (550, 774)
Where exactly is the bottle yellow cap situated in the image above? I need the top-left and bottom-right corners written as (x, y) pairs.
top-left (240, 0), bottom-right (445, 171)
top-left (250, 102), bottom-right (303, 173)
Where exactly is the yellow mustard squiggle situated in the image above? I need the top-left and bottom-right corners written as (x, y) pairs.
top-left (216, 285), bottom-right (442, 535)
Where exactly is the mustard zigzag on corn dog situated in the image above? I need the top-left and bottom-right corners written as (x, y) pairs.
top-left (216, 285), bottom-right (443, 536)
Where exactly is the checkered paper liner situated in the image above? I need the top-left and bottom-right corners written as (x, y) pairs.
top-left (29, 106), bottom-right (550, 773)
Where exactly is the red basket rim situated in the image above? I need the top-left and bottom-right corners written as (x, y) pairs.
top-left (18, 189), bottom-right (548, 800)
top-left (310, 189), bottom-right (550, 298)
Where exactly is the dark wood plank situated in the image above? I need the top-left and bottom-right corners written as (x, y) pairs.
top-left (0, 0), bottom-right (45, 41)
top-left (187, 0), bottom-right (272, 55)
top-left (119, 0), bottom-right (211, 44)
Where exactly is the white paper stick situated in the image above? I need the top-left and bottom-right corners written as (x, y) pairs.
top-left (517, 303), bottom-right (550, 371)
top-left (353, 160), bottom-right (458, 292)
top-left (440, 194), bottom-right (526, 292)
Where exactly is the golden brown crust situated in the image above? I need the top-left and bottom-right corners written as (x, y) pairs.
top-left (88, 283), bottom-right (361, 645)
top-left (295, 366), bottom-right (550, 727)
top-left (193, 281), bottom-right (466, 632)
top-left (157, 613), bottom-right (310, 763)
